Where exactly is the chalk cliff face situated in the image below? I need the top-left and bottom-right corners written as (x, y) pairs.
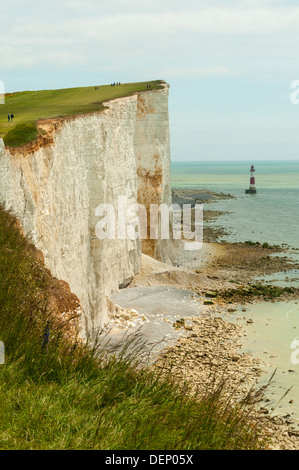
top-left (0, 85), bottom-right (175, 336)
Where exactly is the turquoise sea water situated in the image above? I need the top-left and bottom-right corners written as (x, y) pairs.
top-left (223, 301), bottom-right (299, 424)
top-left (171, 160), bottom-right (299, 424)
top-left (171, 160), bottom-right (299, 250)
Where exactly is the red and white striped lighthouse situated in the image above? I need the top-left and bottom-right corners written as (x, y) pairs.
top-left (245, 165), bottom-right (257, 194)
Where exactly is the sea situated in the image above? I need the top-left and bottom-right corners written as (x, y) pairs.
top-left (171, 160), bottom-right (299, 424)
top-left (171, 160), bottom-right (299, 251)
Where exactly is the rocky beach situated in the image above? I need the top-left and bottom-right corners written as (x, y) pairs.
top-left (107, 188), bottom-right (299, 450)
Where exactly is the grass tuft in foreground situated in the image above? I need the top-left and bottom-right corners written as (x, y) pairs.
top-left (0, 204), bottom-right (269, 449)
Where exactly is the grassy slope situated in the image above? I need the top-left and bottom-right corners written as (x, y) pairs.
top-left (0, 80), bottom-right (164, 147)
top-left (0, 205), bottom-right (268, 450)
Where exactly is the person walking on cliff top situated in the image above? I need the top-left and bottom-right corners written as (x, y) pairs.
top-left (7, 114), bottom-right (10, 122)
top-left (10, 113), bottom-right (14, 122)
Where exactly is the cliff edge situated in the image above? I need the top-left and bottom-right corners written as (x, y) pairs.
top-left (0, 83), bottom-right (176, 336)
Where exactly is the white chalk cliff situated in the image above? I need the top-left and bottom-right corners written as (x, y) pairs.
top-left (0, 84), bottom-right (176, 336)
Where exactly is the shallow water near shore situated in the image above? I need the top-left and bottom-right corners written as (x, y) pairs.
top-left (203, 189), bottom-right (299, 262)
top-left (255, 269), bottom-right (299, 288)
top-left (171, 160), bottom-right (299, 426)
top-left (171, 160), bottom-right (299, 424)
top-left (222, 300), bottom-right (299, 425)
top-left (171, 160), bottom-right (299, 258)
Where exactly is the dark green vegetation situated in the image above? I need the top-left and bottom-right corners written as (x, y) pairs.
top-left (220, 284), bottom-right (294, 302)
top-left (1, 81), bottom-right (164, 147)
top-left (0, 205), bottom-right (268, 449)
top-left (244, 241), bottom-right (281, 249)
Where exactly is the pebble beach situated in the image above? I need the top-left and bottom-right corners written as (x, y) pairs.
top-left (107, 187), bottom-right (299, 450)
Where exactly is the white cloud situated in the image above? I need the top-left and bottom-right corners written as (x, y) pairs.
top-left (2, 0), bottom-right (299, 161)
top-left (2, 1), bottom-right (299, 81)
top-left (17, 8), bottom-right (299, 37)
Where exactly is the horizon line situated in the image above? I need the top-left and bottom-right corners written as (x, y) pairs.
top-left (171, 159), bottom-right (299, 163)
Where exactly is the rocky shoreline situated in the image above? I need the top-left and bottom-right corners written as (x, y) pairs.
top-left (152, 312), bottom-right (299, 450)
top-left (171, 188), bottom-right (299, 449)
top-left (107, 188), bottom-right (299, 450)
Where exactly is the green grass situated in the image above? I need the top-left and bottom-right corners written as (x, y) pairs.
top-left (0, 204), bottom-right (269, 450)
top-left (1, 80), bottom-right (164, 147)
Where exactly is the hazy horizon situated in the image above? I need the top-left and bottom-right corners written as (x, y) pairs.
top-left (171, 159), bottom-right (299, 163)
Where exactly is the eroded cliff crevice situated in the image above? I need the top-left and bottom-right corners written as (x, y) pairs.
top-left (0, 84), bottom-right (176, 337)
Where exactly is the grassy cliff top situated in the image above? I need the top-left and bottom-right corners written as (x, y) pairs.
top-left (0, 80), bottom-right (165, 148)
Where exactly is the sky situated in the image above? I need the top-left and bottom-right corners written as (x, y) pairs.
top-left (1, 0), bottom-right (299, 161)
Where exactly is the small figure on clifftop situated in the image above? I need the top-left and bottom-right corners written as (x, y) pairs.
top-left (10, 113), bottom-right (14, 122)
top-left (7, 114), bottom-right (10, 122)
